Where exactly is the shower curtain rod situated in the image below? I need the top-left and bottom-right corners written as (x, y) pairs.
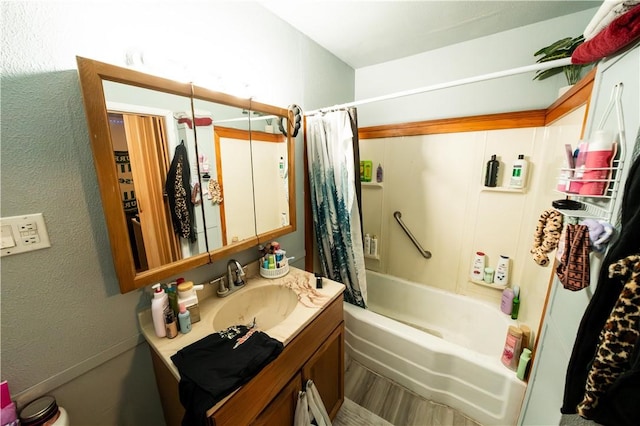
top-left (304, 57), bottom-right (573, 115)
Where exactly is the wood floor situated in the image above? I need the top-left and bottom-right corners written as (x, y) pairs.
top-left (338, 357), bottom-right (482, 426)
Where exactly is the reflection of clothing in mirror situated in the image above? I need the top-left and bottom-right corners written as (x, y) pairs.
top-left (208, 179), bottom-right (223, 205)
top-left (166, 141), bottom-right (197, 242)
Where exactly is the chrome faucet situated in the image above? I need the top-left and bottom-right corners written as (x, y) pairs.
top-left (227, 259), bottom-right (246, 289)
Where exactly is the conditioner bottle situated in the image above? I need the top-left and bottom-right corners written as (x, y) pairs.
top-left (509, 155), bottom-right (528, 189)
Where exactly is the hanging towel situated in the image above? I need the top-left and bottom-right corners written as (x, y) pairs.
top-left (294, 380), bottom-right (332, 426)
top-left (556, 224), bottom-right (591, 291)
top-left (576, 254), bottom-right (640, 422)
top-left (531, 209), bottom-right (564, 266)
top-left (583, 0), bottom-right (640, 40)
top-left (166, 141), bottom-right (197, 243)
top-left (572, 5), bottom-right (640, 64)
top-left (171, 324), bottom-right (284, 426)
top-left (562, 130), bottom-right (640, 421)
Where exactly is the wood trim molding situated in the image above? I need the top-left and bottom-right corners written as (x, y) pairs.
top-left (357, 67), bottom-right (596, 140)
top-left (545, 67), bottom-right (596, 126)
top-left (358, 110), bottom-right (547, 139)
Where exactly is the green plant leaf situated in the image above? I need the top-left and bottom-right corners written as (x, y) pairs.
top-left (533, 67), bottom-right (564, 81)
top-left (534, 37), bottom-right (573, 57)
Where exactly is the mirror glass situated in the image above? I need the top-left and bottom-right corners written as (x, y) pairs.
top-left (191, 97), bottom-right (257, 249)
top-left (77, 56), bottom-right (296, 293)
top-left (249, 108), bottom-right (291, 236)
top-left (103, 80), bottom-right (208, 272)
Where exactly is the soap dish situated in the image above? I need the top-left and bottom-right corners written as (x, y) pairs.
top-left (260, 257), bottom-right (290, 279)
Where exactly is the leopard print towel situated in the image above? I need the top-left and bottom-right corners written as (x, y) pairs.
top-left (531, 209), bottom-right (564, 266)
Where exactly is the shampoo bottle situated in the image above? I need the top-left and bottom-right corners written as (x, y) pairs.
top-left (364, 233), bottom-right (371, 255)
top-left (151, 283), bottom-right (169, 338)
top-left (178, 303), bottom-right (192, 334)
top-left (509, 155), bottom-right (528, 189)
top-left (484, 155), bottom-right (499, 187)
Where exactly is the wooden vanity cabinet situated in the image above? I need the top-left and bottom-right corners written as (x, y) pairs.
top-left (151, 294), bottom-right (344, 426)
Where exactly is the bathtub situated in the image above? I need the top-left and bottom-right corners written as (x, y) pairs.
top-left (343, 270), bottom-right (527, 426)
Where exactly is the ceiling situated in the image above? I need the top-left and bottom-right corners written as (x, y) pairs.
top-left (262, 1), bottom-right (600, 69)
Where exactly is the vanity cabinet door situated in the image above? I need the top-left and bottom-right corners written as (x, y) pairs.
top-left (251, 372), bottom-right (301, 426)
top-left (302, 322), bottom-right (345, 420)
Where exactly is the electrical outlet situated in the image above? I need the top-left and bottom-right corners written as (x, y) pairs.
top-left (1, 213), bottom-right (51, 257)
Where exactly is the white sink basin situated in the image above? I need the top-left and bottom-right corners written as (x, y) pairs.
top-left (212, 285), bottom-right (299, 331)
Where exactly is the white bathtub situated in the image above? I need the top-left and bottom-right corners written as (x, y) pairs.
top-left (344, 270), bottom-right (527, 426)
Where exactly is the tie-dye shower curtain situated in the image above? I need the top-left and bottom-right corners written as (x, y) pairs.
top-left (307, 108), bottom-right (367, 307)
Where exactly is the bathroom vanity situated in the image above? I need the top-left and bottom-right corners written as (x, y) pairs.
top-left (139, 266), bottom-right (345, 425)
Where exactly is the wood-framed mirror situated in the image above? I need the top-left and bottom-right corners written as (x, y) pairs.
top-left (76, 56), bottom-right (296, 293)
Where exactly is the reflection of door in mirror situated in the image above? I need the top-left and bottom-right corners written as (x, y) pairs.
top-left (215, 127), bottom-right (256, 244)
top-left (250, 129), bottom-right (289, 234)
top-left (103, 81), bottom-right (208, 271)
top-left (192, 98), bottom-right (257, 250)
top-left (107, 112), bottom-right (179, 271)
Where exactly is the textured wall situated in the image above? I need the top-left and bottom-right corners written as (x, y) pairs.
top-left (0, 1), bottom-right (353, 423)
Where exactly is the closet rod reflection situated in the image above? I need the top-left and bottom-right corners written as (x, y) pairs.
top-left (393, 211), bottom-right (432, 259)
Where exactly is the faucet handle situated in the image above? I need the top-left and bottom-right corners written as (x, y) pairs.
top-left (213, 276), bottom-right (229, 296)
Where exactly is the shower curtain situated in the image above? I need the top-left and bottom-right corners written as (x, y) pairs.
top-left (307, 108), bottom-right (367, 308)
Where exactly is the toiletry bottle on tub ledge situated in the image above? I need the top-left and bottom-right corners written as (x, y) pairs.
top-left (495, 255), bottom-right (510, 286)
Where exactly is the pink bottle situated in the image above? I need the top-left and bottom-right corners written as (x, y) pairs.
top-left (568, 141), bottom-right (589, 194)
top-left (580, 130), bottom-right (613, 196)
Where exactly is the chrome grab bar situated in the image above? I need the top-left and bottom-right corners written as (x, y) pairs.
top-left (393, 211), bottom-right (432, 259)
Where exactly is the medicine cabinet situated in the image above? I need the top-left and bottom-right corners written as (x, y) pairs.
top-left (76, 56), bottom-right (295, 293)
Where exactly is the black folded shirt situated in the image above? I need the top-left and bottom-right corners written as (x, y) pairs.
top-left (171, 325), bottom-right (284, 426)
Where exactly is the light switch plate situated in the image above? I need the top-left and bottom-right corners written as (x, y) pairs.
top-left (0, 213), bottom-right (51, 257)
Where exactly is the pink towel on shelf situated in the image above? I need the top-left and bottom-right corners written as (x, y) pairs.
top-left (572, 5), bottom-right (640, 64)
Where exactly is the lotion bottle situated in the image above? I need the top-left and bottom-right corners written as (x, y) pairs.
top-left (178, 303), bottom-right (192, 334)
top-left (151, 283), bottom-right (169, 338)
top-left (501, 288), bottom-right (514, 315)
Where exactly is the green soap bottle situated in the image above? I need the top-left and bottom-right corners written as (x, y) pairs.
top-left (517, 348), bottom-right (532, 380)
top-left (511, 296), bottom-right (520, 320)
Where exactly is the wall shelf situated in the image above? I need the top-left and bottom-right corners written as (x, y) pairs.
top-left (362, 182), bottom-right (383, 188)
top-left (481, 187), bottom-right (525, 193)
top-left (364, 254), bottom-right (380, 260)
top-left (470, 279), bottom-right (507, 290)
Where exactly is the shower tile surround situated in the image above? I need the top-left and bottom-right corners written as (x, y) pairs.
top-left (359, 106), bottom-right (587, 335)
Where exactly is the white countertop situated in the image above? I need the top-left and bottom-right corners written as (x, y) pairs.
top-left (138, 265), bottom-right (345, 381)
